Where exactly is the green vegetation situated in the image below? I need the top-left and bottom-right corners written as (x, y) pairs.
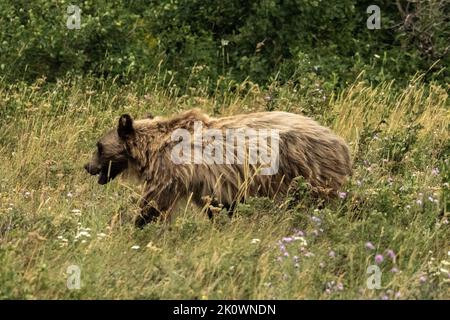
top-left (0, 0), bottom-right (448, 299)
top-left (1, 0), bottom-right (449, 88)
top-left (0, 75), bottom-right (448, 299)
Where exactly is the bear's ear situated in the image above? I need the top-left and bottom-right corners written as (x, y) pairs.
top-left (118, 114), bottom-right (134, 139)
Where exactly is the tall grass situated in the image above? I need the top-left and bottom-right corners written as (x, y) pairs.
top-left (0, 76), bottom-right (448, 299)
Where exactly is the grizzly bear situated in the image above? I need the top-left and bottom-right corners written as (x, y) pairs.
top-left (84, 109), bottom-right (352, 226)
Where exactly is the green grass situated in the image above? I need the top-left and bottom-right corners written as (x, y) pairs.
top-left (0, 75), bottom-right (448, 299)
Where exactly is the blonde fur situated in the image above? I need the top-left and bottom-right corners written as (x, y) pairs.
top-left (120, 109), bottom-right (352, 219)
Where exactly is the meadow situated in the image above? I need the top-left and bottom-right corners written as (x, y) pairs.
top-left (0, 74), bottom-right (448, 299)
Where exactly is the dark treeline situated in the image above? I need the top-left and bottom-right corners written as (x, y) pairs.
top-left (1, 0), bottom-right (448, 90)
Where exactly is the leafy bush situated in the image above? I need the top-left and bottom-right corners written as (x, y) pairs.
top-left (0, 0), bottom-right (448, 89)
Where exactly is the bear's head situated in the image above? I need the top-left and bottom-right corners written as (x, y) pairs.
top-left (84, 114), bottom-right (135, 185)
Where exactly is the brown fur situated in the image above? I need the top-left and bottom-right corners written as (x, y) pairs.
top-left (85, 109), bottom-right (352, 226)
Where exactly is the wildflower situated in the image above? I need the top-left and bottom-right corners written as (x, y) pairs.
top-left (395, 292), bottom-right (401, 299)
top-left (431, 168), bottom-right (439, 175)
top-left (375, 254), bottom-right (384, 264)
top-left (304, 252), bottom-right (315, 258)
top-left (131, 245), bottom-right (140, 250)
top-left (294, 263), bottom-right (300, 268)
top-left (251, 238), bottom-right (260, 244)
top-left (365, 242), bottom-right (375, 250)
top-left (311, 216), bottom-right (322, 224)
top-left (336, 283), bottom-right (344, 291)
top-left (419, 275), bottom-right (427, 283)
top-left (416, 199), bottom-right (422, 206)
top-left (338, 192), bottom-right (347, 199)
top-left (293, 236), bottom-right (307, 246)
top-left (75, 230), bottom-right (91, 238)
top-left (67, 192), bottom-right (73, 198)
top-left (293, 255), bottom-right (299, 262)
top-left (283, 251), bottom-right (289, 257)
top-left (294, 230), bottom-right (305, 237)
top-left (329, 250), bottom-right (336, 258)
top-left (386, 249), bottom-right (396, 261)
top-left (71, 209), bottom-right (81, 216)
top-left (319, 262), bottom-right (325, 268)
top-left (381, 295), bottom-right (389, 300)
top-left (390, 267), bottom-right (399, 273)
top-left (281, 237), bottom-right (294, 243)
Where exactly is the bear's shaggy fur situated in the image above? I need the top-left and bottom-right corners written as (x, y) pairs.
top-left (85, 109), bottom-right (352, 226)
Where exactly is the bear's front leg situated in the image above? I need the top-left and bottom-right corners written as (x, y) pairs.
top-left (135, 206), bottom-right (161, 228)
top-left (134, 183), bottom-right (180, 228)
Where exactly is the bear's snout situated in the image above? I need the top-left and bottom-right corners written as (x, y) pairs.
top-left (84, 163), bottom-right (100, 175)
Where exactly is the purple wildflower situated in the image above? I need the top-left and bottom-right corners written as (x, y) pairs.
top-left (338, 192), bottom-right (347, 199)
top-left (375, 254), bottom-right (384, 264)
top-left (386, 249), bottom-right (396, 261)
top-left (311, 216), bottom-right (322, 224)
top-left (365, 242), bottom-right (375, 250)
top-left (295, 230), bottom-right (305, 237)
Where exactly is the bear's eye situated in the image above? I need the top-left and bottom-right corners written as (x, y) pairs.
top-left (97, 142), bottom-right (103, 155)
